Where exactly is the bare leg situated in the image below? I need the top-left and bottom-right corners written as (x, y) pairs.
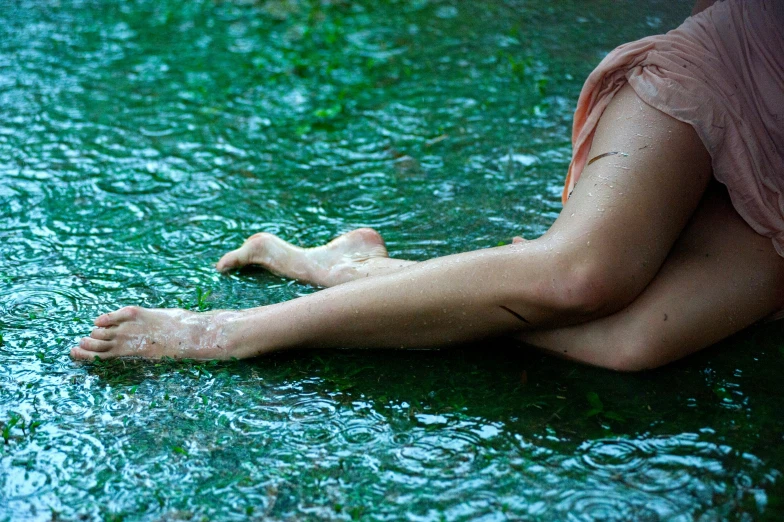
top-left (519, 184), bottom-right (784, 371)
top-left (215, 228), bottom-right (415, 287)
top-left (206, 186), bottom-right (784, 370)
top-left (72, 85), bottom-right (719, 361)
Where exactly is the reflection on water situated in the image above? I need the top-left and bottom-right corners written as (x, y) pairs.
top-left (2, 0), bottom-right (783, 520)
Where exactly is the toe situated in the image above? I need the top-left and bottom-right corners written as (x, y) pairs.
top-left (217, 233), bottom-right (274, 272)
top-left (71, 346), bottom-right (110, 361)
top-left (353, 228), bottom-right (384, 245)
top-left (94, 313), bottom-right (112, 327)
top-left (90, 327), bottom-right (115, 341)
top-left (216, 250), bottom-right (242, 273)
top-left (512, 236), bottom-right (526, 244)
top-left (340, 228), bottom-right (388, 257)
top-left (336, 228), bottom-right (384, 248)
top-left (79, 337), bottom-right (115, 352)
top-left (94, 306), bottom-right (139, 327)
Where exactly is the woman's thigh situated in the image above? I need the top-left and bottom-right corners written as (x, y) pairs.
top-left (538, 84), bottom-right (713, 313)
top-left (519, 183), bottom-right (784, 371)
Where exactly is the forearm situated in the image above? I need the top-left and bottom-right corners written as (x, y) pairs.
top-left (227, 242), bottom-right (567, 356)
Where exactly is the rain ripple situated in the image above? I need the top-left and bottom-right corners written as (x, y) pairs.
top-left (571, 433), bottom-right (757, 501)
top-left (557, 489), bottom-right (668, 522)
top-left (41, 429), bottom-right (107, 490)
top-left (283, 397), bottom-right (343, 447)
top-left (339, 409), bottom-right (388, 447)
top-left (155, 214), bottom-right (239, 257)
top-left (95, 167), bottom-right (176, 196)
top-left (393, 430), bottom-right (479, 479)
top-left (39, 385), bottom-right (93, 419)
top-left (0, 283), bottom-right (85, 328)
top-left (0, 459), bottom-right (52, 503)
top-left (225, 403), bottom-right (289, 438)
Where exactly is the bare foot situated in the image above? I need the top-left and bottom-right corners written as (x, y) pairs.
top-left (71, 306), bottom-right (240, 361)
top-left (215, 228), bottom-right (390, 287)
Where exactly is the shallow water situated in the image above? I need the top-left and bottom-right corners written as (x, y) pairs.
top-left (1, 0), bottom-right (783, 520)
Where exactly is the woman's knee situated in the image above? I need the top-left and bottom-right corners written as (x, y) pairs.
top-left (600, 317), bottom-right (675, 372)
top-left (534, 246), bottom-right (646, 320)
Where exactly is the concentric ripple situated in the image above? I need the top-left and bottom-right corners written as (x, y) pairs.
top-left (556, 489), bottom-right (669, 522)
top-left (40, 385), bottom-right (93, 419)
top-left (0, 284), bottom-right (83, 328)
top-left (340, 418), bottom-right (387, 446)
top-left (40, 429), bottom-right (107, 490)
top-left (283, 397), bottom-right (343, 447)
top-left (0, 462), bottom-right (51, 502)
top-left (226, 404), bottom-right (289, 437)
top-left (579, 438), bottom-right (652, 473)
top-left (393, 431), bottom-right (479, 479)
top-left (95, 168), bottom-right (176, 196)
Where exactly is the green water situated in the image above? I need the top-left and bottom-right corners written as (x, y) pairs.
top-left (2, 0), bottom-right (783, 520)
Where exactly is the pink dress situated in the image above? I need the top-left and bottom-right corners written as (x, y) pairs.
top-left (564, 0), bottom-right (784, 255)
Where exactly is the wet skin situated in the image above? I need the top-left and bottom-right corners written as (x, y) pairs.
top-left (72, 80), bottom-right (784, 370)
top-left (72, 228), bottom-right (398, 360)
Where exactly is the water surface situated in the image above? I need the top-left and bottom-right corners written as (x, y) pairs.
top-left (1, 0), bottom-right (783, 520)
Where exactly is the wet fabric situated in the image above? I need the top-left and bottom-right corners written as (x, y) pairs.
top-left (564, 0), bottom-right (784, 257)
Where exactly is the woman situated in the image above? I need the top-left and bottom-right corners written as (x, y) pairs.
top-left (71, 0), bottom-right (784, 371)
